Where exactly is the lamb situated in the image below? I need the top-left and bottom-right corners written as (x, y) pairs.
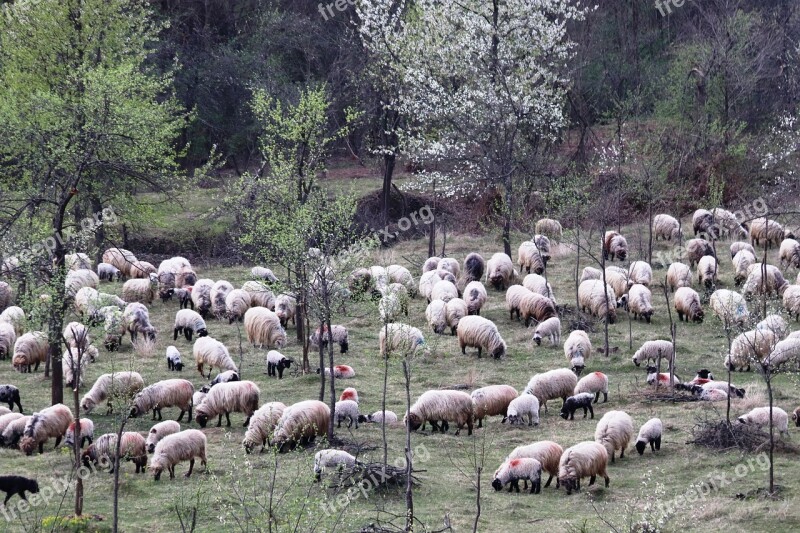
top-left (749, 217), bottom-right (786, 248)
top-left (504, 394), bottom-right (540, 427)
top-left (558, 441), bottom-right (610, 495)
top-left (463, 253), bottom-right (486, 283)
top-left (1, 415), bottom-right (31, 448)
top-left (225, 289), bottom-right (252, 323)
top-left (578, 280), bottom-right (617, 324)
top-left (335, 400), bottom-right (361, 428)
top-left (266, 350), bottom-right (293, 379)
top-left (580, 267), bottom-right (602, 283)
top-left (463, 281), bottom-right (487, 315)
top-left (674, 287), bottom-right (704, 323)
top-left (535, 218), bottom-right (563, 241)
top-left (784, 285), bottom-right (800, 320)
top-left (244, 307), bottom-right (287, 349)
top-left (81, 372), bottom-right (145, 414)
top-left (122, 273), bottom-right (158, 304)
top-left (456, 315), bottom-right (506, 359)
top-left (646, 366), bottom-right (682, 387)
top-left (564, 330), bottom-right (592, 375)
top-left (731, 241), bottom-right (756, 259)
top-left (470, 385), bottom-right (518, 428)
top-left (756, 314), bottom-right (789, 338)
top-left (560, 393), bottom-right (595, 420)
top-left (666, 262), bottom-right (692, 292)
top-left (379, 323), bottom-right (427, 357)
top-left (193, 336), bottom-right (238, 379)
top-left (150, 429), bottom-right (207, 480)
top-left (779, 239), bottom-right (800, 269)
top-left (242, 281), bottom-right (276, 310)
top-left (632, 340), bottom-right (674, 369)
top-left (437, 258), bottom-right (461, 279)
top-left (762, 338), bottom-right (800, 370)
top-left (697, 255), bottom-right (718, 289)
top-left (653, 214), bottom-right (681, 241)
top-left (130, 379), bottom-right (194, 422)
top-left (635, 418), bottom-right (663, 454)
top-left (725, 329), bottom-right (776, 372)
top-left (165, 345), bottom-right (184, 372)
top-left (271, 294), bottom-right (295, 329)
top-left (594, 410), bottom-right (634, 463)
top-left (0, 323), bottom-right (16, 360)
top-left (65, 269), bottom-right (100, 299)
top-left (123, 302), bottom-right (156, 342)
top-left (737, 407), bottom-right (789, 436)
top-left (208, 370), bottom-right (240, 388)
top-left (314, 449), bottom-right (360, 481)
top-left (318, 365), bottom-right (356, 379)
top-left (83, 432), bottom-right (147, 473)
top-left (191, 279), bottom-right (215, 317)
top-left (145, 420), bottom-right (181, 453)
top-left (172, 309), bottom-right (208, 342)
top-left (242, 402), bottom-right (286, 453)
top-left (506, 441), bottom-right (563, 489)
top-left (517, 241), bottom-right (545, 274)
top-left (533, 317), bottom-right (561, 346)
top-left (97, 263), bottom-right (121, 282)
top-left (603, 231), bottom-right (628, 261)
top-left (309, 324), bottom-right (349, 354)
top-left (685, 238), bottom-right (714, 268)
top-left (12, 332), bottom-right (48, 373)
top-left (0, 385), bottom-right (22, 412)
top-left (0, 476), bottom-right (39, 505)
top-left (272, 400), bottom-right (330, 453)
top-left (358, 410), bottom-right (399, 425)
top-left (19, 403), bottom-right (73, 455)
top-left (574, 371), bottom-right (609, 403)
top-left (628, 261), bottom-right (652, 288)
top-left (710, 289), bottom-right (749, 327)
top-left (404, 390), bottom-right (474, 435)
top-left (422, 256), bottom-right (442, 273)
top-left (486, 253), bottom-right (516, 291)
top-left (63, 418), bottom-right (94, 449)
top-left (418, 270), bottom-right (440, 301)
top-left (0, 306), bottom-right (25, 336)
top-left (492, 458), bottom-right (542, 494)
top-left (743, 263), bottom-right (790, 298)
top-left (194, 380), bottom-right (259, 428)
top-left (523, 368), bottom-right (578, 413)
top-left (627, 284), bottom-right (654, 323)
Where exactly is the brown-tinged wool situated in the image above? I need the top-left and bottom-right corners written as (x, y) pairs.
top-left (430, 279), bottom-right (458, 303)
top-left (146, 420), bottom-right (181, 453)
top-left (241, 402), bottom-right (286, 453)
top-left (697, 255), bottom-right (718, 289)
top-left (242, 281), bottom-right (276, 310)
top-left (129, 260), bottom-right (157, 279)
top-left (533, 316), bottom-right (561, 346)
top-left (379, 323), bottom-right (427, 357)
top-left (666, 263), bottom-right (692, 292)
top-left (0, 413), bottom-right (24, 441)
top-left (193, 336), bottom-right (238, 379)
top-left (244, 307), bottom-right (286, 350)
top-left (437, 258), bottom-right (461, 279)
top-left (594, 410), bottom-right (634, 463)
top-left (19, 404), bottom-right (74, 455)
top-left (422, 256), bottom-right (442, 273)
top-left (194, 381), bottom-right (260, 428)
top-left (749, 217), bottom-right (786, 248)
top-left (224, 289), bottom-right (252, 323)
top-left (784, 285), bottom-right (800, 320)
top-left (486, 253), bottom-right (516, 291)
top-left (524, 369), bottom-right (577, 413)
top-left (574, 372), bottom-right (609, 403)
top-left (725, 329), bottom-right (776, 371)
top-left (444, 298), bottom-right (468, 335)
top-left (0, 306), bottom-right (25, 336)
top-left (191, 279), bottom-right (215, 316)
top-left (558, 441), bottom-right (610, 495)
top-left (506, 440), bottom-right (564, 488)
top-left (632, 340), bottom-right (674, 367)
top-left (711, 208), bottom-right (748, 240)
top-left (456, 315), bottom-right (506, 359)
top-left (80, 372), bottom-right (145, 414)
top-left (150, 429), bottom-right (207, 480)
top-left (274, 293), bottom-right (296, 328)
top-left (730, 241), bottom-right (756, 259)
top-left (578, 280), bottom-right (617, 323)
top-left (692, 209), bottom-right (714, 236)
top-left (628, 284), bottom-right (654, 322)
top-left (779, 239), bottom-right (800, 269)
top-left (84, 432), bottom-right (147, 473)
top-left (272, 400), bottom-right (331, 452)
top-left (674, 287), bottom-right (704, 323)
top-left (710, 289), bottom-right (749, 327)
top-left (652, 214), bottom-right (681, 241)
top-left (102, 248), bottom-right (138, 277)
top-left (535, 218), bottom-right (563, 241)
top-left (517, 241), bottom-right (545, 275)
top-left (405, 390), bottom-right (475, 436)
top-left (425, 300), bottom-right (447, 335)
top-left (505, 285), bottom-right (530, 321)
top-left (387, 264), bottom-right (416, 296)
top-left (470, 385), bottom-right (518, 427)
top-left (463, 281), bottom-right (487, 315)
top-left (0, 322), bottom-right (16, 360)
top-left (732, 250), bottom-right (756, 286)
top-left (63, 418), bottom-right (94, 448)
top-left (65, 269), bottom-right (100, 299)
top-left (122, 275), bottom-right (158, 304)
top-left (685, 238), bottom-right (713, 268)
top-left (564, 331), bottom-right (591, 366)
top-left (131, 379), bottom-right (194, 421)
top-left (522, 274), bottom-right (556, 302)
top-left (1, 415), bottom-right (31, 447)
top-left (602, 269), bottom-right (628, 299)
top-left (743, 263), bottom-right (790, 298)
top-left (603, 231), bottom-right (628, 261)
top-left (12, 332), bottom-right (48, 373)
top-left (518, 292), bottom-right (557, 327)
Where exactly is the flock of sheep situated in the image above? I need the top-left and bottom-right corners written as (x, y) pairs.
top-left (0, 206), bottom-right (799, 505)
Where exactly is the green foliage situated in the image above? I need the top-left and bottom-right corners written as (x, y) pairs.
top-left (41, 515), bottom-right (112, 533)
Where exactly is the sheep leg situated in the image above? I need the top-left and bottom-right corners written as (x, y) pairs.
top-left (196, 362), bottom-right (205, 377)
top-left (602, 392), bottom-right (608, 403)
top-left (593, 392), bottom-right (599, 404)
top-left (654, 436), bottom-right (661, 451)
top-left (54, 436), bottom-right (62, 448)
top-left (587, 404), bottom-right (594, 419)
top-left (477, 417), bottom-right (483, 429)
top-left (543, 474), bottom-right (554, 488)
top-left (588, 475), bottom-right (596, 486)
top-left (186, 330), bottom-right (193, 342)
top-left (216, 414), bottom-right (223, 427)
top-left (477, 347), bottom-right (482, 359)
top-left (177, 410), bottom-right (185, 422)
top-left (225, 412), bottom-right (232, 427)
top-left (532, 478), bottom-right (540, 494)
top-left (169, 466), bottom-right (176, 479)
top-left (185, 458), bottom-right (195, 478)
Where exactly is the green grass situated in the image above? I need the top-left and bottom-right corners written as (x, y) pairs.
top-left (3, 220), bottom-right (800, 532)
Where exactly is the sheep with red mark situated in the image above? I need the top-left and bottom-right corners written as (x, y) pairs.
top-left (574, 372), bottom-right (609, 403)
top-left (506, 441), bottom-right (563, 489)
top-left (492, 458), bottom-right (542, 494)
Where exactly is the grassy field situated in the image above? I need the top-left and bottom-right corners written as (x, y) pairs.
top-left (3, 216), bottom-right (800, 533)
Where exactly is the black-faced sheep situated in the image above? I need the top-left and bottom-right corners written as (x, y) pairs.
top-left (266, 350), bottom-right (293, 379)
top-left (456, 315), bottom-right (506, 359)
top-left (173, 309), bottom-right (208, 342)
top-left (145, 420), bottom-right (180, 454)
top-left (666, 262), bottom-right (692, 293)
top-left (1, 415), bottom-right (30, 448)
top-left (194, 380), bottom-right (260, 428)
top-left (80, 372), bottom-right (145, 414)
top-left (635, 418), bottom-right (662, 455)
top-left (166, 345), bottom-right (183, 371)
top-left (793, 407), bottom-right (800, 428)
top-left (737, 407), bottom-right (789, 436)
top-left (674, 287), bottom-right (704, 323)
top-left (533, 317), bottom-right (561, 346)
top-left (574, 372), bottom-right (609, 403)
top-left (129, 379), bottom-right (194, 422)
top-left (19, 404), bottom-right (73, 455)
top-left (492, 458), bottom-right (542, 494)
top-left (358, 410), bottom-right (399, 425)
top-left (150, 429), bottom-right (207, 480)
top-left (470, 384), bottom-right (518, 428)
top-left (486, 253), bottom-right (516, 291)
top-left (244, 307), bottom-right (287, 349)
top-left (405, 390), bottom-right (474, 435)
top-left (272, 400), bottom-right (330, 453)
top-left (242, 402), bottom-right (286, 453)
top-left (558, 441), bottom-right (610, 495)
top-left (524, 369), bottom-right (578, 413)
top-left (463, 253), bottom-right (486, 283)
top-left (193, 336), bottom-right (238, 379)
top-left (560, 393), bottom-right (595, 420)
top-left (594, 410), bottom-right (634, 462)
top-left (83, 432), bottom-right (147, 474)
top-left (97, 263), bottom-right (121, 282)
top-left (335, 400), bottom-right (361, 428)
top-left (603, 231), bottom-right (627, 261)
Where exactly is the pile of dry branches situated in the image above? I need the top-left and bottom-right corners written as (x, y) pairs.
top-left (688, 413), bottom-right (799, 453)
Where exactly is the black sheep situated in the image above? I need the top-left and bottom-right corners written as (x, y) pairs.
top-left (559, 392), bottom-right (595, 420)
top-left (0, 385), bottom-right (22, 413)
top-left (0, 476), bottom-right (38, 505)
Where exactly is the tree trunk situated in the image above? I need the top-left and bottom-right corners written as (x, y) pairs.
top-left (502, 174), bottom-right (512, 258)
top-left (91, 195), bottom-right (105, 265)
top-left (402, 359), bottom-right (414, 532)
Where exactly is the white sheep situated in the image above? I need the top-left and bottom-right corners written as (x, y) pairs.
top-left (65, 269), bottom-right (100, 299)
top-left (334, 400), bottom-right (361, 428)
top-left (463, 281), bottom-right (487, 316)
top-left (737, 407), bottom-right (789, 436)
top-left (674, 287), bottom-right (704, 323)
top-left (634, 418), bottom-right (662, 455)
top-left (242, 281), bottom-right (276, 310)
top-left (191, 279), bottom-right (215, 317)
top-left (535, 218), bottom-right (563, 241)
top-left (732, 249), bottom-right (756, 286)
top-left (710, 289), bottom-right (749, 327)
top-left (580, 267), bottom-right (601, 283)
top-left (193, 336), bottom-right (238, 379)
top-left (558, 441), bottom-right (610, 495)
top-left (314, 449), bottom-right (360, 481)
top-left (784, 285), bottom-right (800, 321)
top-left (486, 253), bottom-right (516, 291)
top-left (418, 270), bottom-right (440, 301)
top-left (130, 379), bottom-right (194, 422)
top-left (430, 279), bottom-right (458, 303)
top-left (210, 280), bottom-right (235, 319)
top-left (0, 306), bottom-right (25, 336)
top-left (194, 380), bottom-right (260, 428)
top-left (730, 241), bottom-right (756, 259)
top-left (244, 307), bottom-right (286, 349)
top-left (518, 241), bottom-right (545, 275)
top-left (80, 372), bottom-right (145, 414)
top-left (523, 368), bottom-right (577, 413)
top-left (359, 410), bottom-right (399, 425)
top-left (564, 330), bottom-right (592, 375)
top-left (632, 340), bottom-right (674, 369)
top-left (63, 418), bottom-right (94, 449)
top-left (779, 238), bottom-right (800, 269)
top-left (19, 403), bottom-right (74, 455)
top-left (425, 300), bottom-right (448, 335)
top-left (628, 261), bottom-right (652, 287)
top-left (242, 402), bottom-right (286, 453)
top-left (456, 315), bottom-right (506, 359)
top-left (652, 214), bottom-right (681, 241)
top-left (725, 329), bottom-right (776, 372)
top-left (405, 389), bottom-right (474, 435)
top-left (274, 293), bottom-right (296, 328)
top-left (121, 273), bottom-right (158, 304)
top-left (578, 280), bottom-right (617, 324)
top-left (594, 410), bottom-right (634, 463)
top-left (522, 273), bottom-right (556, 303)
top-left (145, 420), bottom-right (181, 453)
top-left (471, 384), bottom-right (518, 428)
top-left (1, 415), bottom-right (31, 448)
top-left (309, 325), bottom-right (349, 354)
top-left (666, 262), bottom-right (692, 293)
top-left (743, 263), bottom-right (790, 298)
top-left (422, 256), bottom-right (442, 273)
top-left (762, 338), bottom-right (800, 370)
top-left (251, 266), bottom-right (278, 283)
top-left (627, 284), bottom-right (654, 323)
top-left (697, 255), bottom-right (718, 289)
top-left (0, 322), bottom-right (16, 361)
top-left (749, 217), bottom-right (786, 248)
top-left (102, 307), bottom-right (125, 351)
top-left (533, 317), bottom-right (561, 347)
top-left (710, 208), bottom-right (748, 240)
top-left (97, 263), bottom-right (121, 282)
top-left (83, 432), bottom-right (147, 474)
top-left (603, 231), bottom-right (628, 261)
top-left (437, 258), bottom-right (460, 279)
top-left (379, 323), bottom-right (427, 357)
top-left (12, 332), bottom-right (48, 373)
top-left (492, 458), bottom-right (543, 494)
top-left (574, 371), bottom-right (609, 403)
top-left (266, 350), bottom-right (293, 379)
top-left (123, 302), bottom-right (156, 342)
top-left (756, 314), bottom-right (789, 338)
top-left (150, 429), bottom-right (207, 480)
top-left (506, 440), bottom-right (563, 489)
top-left (505, 394), bottom-right (540, 427)
top-left (272, 400), bottom-right (330, 453)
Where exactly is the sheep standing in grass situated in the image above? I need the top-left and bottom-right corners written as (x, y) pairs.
top-left (762, 338), bottom-right (800, 370)
top-left (578, 280), bottom-right (617, 324)
top-left (653, 214), bottom-right (681, 241)
top-left (725, 329), bottom-right (776, 371)
top-left (130, 379), bottom-right (194, 422)
top-left (506, 441), bottom-right (563, 489)
top-left (359, 410), bottom-right (399, 425)
top-left (575, 372), bottom-right (609, 403)
top-left (471, 385), bottom-right (518, 428)
top-left (166, 346), bottom-right (183, 371)
top-left (492, 458), bottom-right (542, 494)
top-left (81, 372), bottom-right (145, 414)
top-left (418, 270), bottom-right (439, 302)
top-left (145, 420), bottom-right (180, 453)
top-left (103, 308), bottom-right (125, 351)
top-left (784, 285), bottom-right (800, 320)
top-left (19, 404), bottom-right (74, 455)
top-left (635, 418), bottom-right (662, 454)
top-left (1, 415), bottom-right (31, 448)
top-left (62, 348), bottom-right (92, 389)
top-left (430, 279), bottom-right (458, 303)
top-left (405, 390), bottom-right (474, 435)
top-left (225, 289), bottom-right (252, 323)
top-left (685, 239), bottom-right (714, 268)
top-left (749, 217), bottom-right (786, 248)
top-left (194, 380), bottom-right (260, 428)
top-left (779, 239), bottom-right (800, 269)
top-left (697, 255), bottom-right (718, 290)
top-left (505, 285), bottom-right (529, 321)
top-left (0, 306), bottom-right (25, 336)
top-left (0, 385), bottom-right (23, 412)
top-left (666, 263), bottom-right (692, 293)
top-left (463, 253), bottom-right (486, 283)
top-left (533, 317), bottom-right (561, 346)
top-left (193, 336), bottom-right (238, 379)
top-left (737, 407), bottom-right (789, 436)
top-left (524, 369), bottom-right (578, 413)
top-left (242, 402), bottom-right (286, 453)
top-left (335, 400), bottom-right (360, 428)
top-left (12, 332), bottom-right (48, 373)
top-left (558, 441), bottom-right (610, 495)
top-left (536, 218), bottom-right (563, 241)
top-left (129, 261), bottom-right (156, 279)
top-left (242, 281), bottom-right (276, 310)
top-left (387, 265), bottom-right (416, 296)
top-left (504, 394), bottom-right (540, 427)
top-left (275, 294), bottom-right (296, 328)
top-left (732, 250), bottom-right (756, 287)
top-left (426, 300), bottom-right (448, 335)
top-left (244, 307), bottom-right (287, 349)
top-left (379, 323), bottom-right (427, 357)
top-left (674, 287), bottom-right (704, 323)
top-left (65, 270), bottom-right (100, 300)
top-left (743, 263), bottom-right (790, 298)
top-left (463, 281), bottom-right (487, 316)
top-left (191, 279), bottom-right (214, 317)
top-left (309, 325), bottom-right (349, 354)
top-left (486, 253), bottom-right (516, 291)
top-left (456, 315), bottom-right (506, 359)
top-left (63, 419), bottom-right (94, 449)
top-left (603, 231), bottom-right (628, 261)
top-left (594, 410), bottom-right (634, 463)
top-left (730, 241), bottom-right (756, 259)
top-left (379, 285), bottom-right (407, 323)
top-left (564, 330), bottom-right (591, 375)
top-left (314, 449), bottom-right (360, 481)
top-left (83, 432), bottom-right (147, 474)
top-left (580, 267), bottom-right (601, 283)
top-left (173, 309), bottom-right (208, 342)
top-left (560, 393), bottom-right (595, 420)
top-left (97, 263), bottom-right (121, 282)
top-left (0, 323), bottom-right (16, 361)
top-left (627, 284), bottom-right (654, 323)
top-left (422, 257), bottom-right (441, 273)
top-left (632, 340), bottom-right (674, 369)
top-left (710, 289), bottom-right (749, 327)
top-left (122, 274), bottom-right (158, 304)
top-left (123, 303), bottom-right (156, 343)
top-left (628, 261), bottom-right (652, 287)
top-left (517, 241), bottom-right (545, 274)
top-left (266, 350), bottom-right (292, 379)
top-left (150, 429), bottom-right (207, 480)
top-left (272, 400), bottom-right (330, 453)
top-left (518, 292), bottom-right (557, 327)
top-left (210, 280), bottom-right (235, 319)
top-left (757, 314), bottom-right (789, 338)
top-left (693, 209), bottom-right (713, 236)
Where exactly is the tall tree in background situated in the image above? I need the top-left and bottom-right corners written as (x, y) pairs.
top-left (0, 0), bottom-right (184, 403)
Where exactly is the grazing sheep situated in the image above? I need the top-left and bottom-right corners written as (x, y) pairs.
top-left (422, 257), bottom-right (442, 273)
top-left (558, 441), bottom-right (610, 495)
top-left (83, 432), bottom-right (147, 474)
top-left (533, 234), bottom-right (552, 263)
top-left (653, 214), bottom-right (681, 241)
top-left (128, 260), bottom-right (156, 279)
top-left (191, 279), bottom-right (214, 317)
top-left (242, 402), bottom-right (286, 453)
top-left (749, 217), bottom-right (786, 248)
top-left (603, 231), bottom-right (628, 261)
top-left (65, 269), bottom-right (100, 299)
top-left (578, 280), bottom-right (617, 324)
top-left (574, 372), bottom-right (609, 404)
top-left (314, 449), bottom-right (360, 481)
top-left (517, 291), bottom-right (557, 327)
top-left (0, 412), bottom-right (24, 440)
top-left (627, 261), bottom-right (652, 288)
top-left (0, 306), bottom-right (25, 336)
top-left (632, 340), bottom-right (674, 369)
top-left (0, 385), bottom-right (23, 412)
top-left (97, 263), bottom-right (121, 282)
top-left (242, 281), bottom-right (276, 310)
top-left (463, 281), bottom-right (487, 316)
top-left (405, 390), bottom-right (474, 436)
top-left (0, 323), bottom-right (16, 361)
top-left (603, 269), bottom-right (628, 301)
top-left (369, 266), bottom-right (389, 292)
top-left (486, 253), bottom-right (516, 291)
top-left (725, 329), bottom-right (776, 372)
top-left (492, 458), bottom-right (542, 494)
top-left (266, 350), bottom-right (292, 379)
top-left (193, 336), bottom-right (237, 379)
top-left (12, 332), bottom-right (48, 373)
top-left (437, 258), bottom-right (461, 280)
top-left (710, 208), bottom-right (748, 240)
top-left (564, 330), bottom-right (592, 375)
top-left (62, 348), bottom-right (92, 389)
top-left (386, 265), bottom-right (416, 297)
top-left (173, 309), bottom-right (208, 342)
top-left (731, 241), bottom-right (756, 259)
top-left (737, 407), bottom-right (789, 436)
top-left (0, 476), bottom-right (39, 505)
top-left (793, 407), bottom-right (800, 428)
top-left (666, 263), bottom-right (692, 293)
top-left (19, 404), bottom-right (73, 455)
top-left (272, 400), bottom-right (331, 453)
top-left (523, 273), bottom-right (556, 304)
top-left (762, 338), bottom-right (800, 370)
top-left (378, 286), bottom-right (407, 323)
top-left (426, 300), bottom-right (448, 335)
top-left (335, 400), bottom-right (361, 428)
top-left (635, 418), bottom-right (663, 454)
top-left (580, 267), bottom-right (602, 283)
top-left (102, 308), bottom-right (125, 351)
top-left (309, 324), bottom-right (349, 354)
top-left (130, 379), bottom-right (194, 422)
top-left (505, 394), bottom-right (540, 427)
top-left (208, 370), bottom-right (240, 388)
top-left (732, 250), bottom-right (757, 286)
top-left (505, 285), bottom-right (530, 321)
top-left (145, 420), bottom-right (180, 454)
top-left (102, 248), bottom-right (138, 278)
top-left (456, 315), bottom-right (506, 359)
top-left (784, 285), bottom-right (800, 320)
top-left (274, 293), bottom-right (296, 328)
top-left (418, 270), bottom-right (440, 302)
top-left (81, 372), bottom-right (145, 414)
top-left (471, 385), bottom-right (518, 428)
top-left (63, 418), bottom-right (94, 449)
top-left (346, 268), bottom-right (371, 297)
top-left (430, 279), bottom-right (458, 304)
top-left (123, 303), bottom-right (156, 343)
top-left (150, 429), bottom-right (207, 480)
top-left (674, 287), bottom-right (704, 323)
top-left (165, 345), bottom-right (184, 372)
top-left (194, 380), bottom-right (260, 428)
top-left (1, 415), bottom-right (31, 448)
top-left (244, 307), bottom-right (287, 349)
top-left (517, 241), bottom-right (545, 275)
top-left (533, 317), bottom-right (561, 346)
top-left (463, 253), bottom-right (486, 283)
top-left (710, 289), bottom-right (749, 327)
top-left (318, 365), bottom-right (356, 379)
top-left (627, 284), bottom-right (654, 323)
top-left (696, 255), bottom-right (718, 290)
top-left (379, 323), bottom-right (427, 357)
top-left (756, 314), bottom-right (789, 338)
top-left (210, 280), bottom-right (235, 319)
top-left (743, 263), bottom-right (790, 298)
top-left (693, 209), bottom-right (714, 236)
top-left (122, 274), bottom-right (158, 304)
top-left (225, 289), bottom-right (252, 323)
top-left (560, 393), bottom-right (595, 420)
top-left (685, 238), bottom-right (714, 268)
top-left (358, 410), bottom-right (399, 425)
top-left (594, 410), bottom-right (634, 463)
top-left (779, 239), bottom-right (800, 269)
top-left (506, 441), bottom-right (563, 489)
top-left (251, 266), bottom-right (278, 283)
top-left (524, 369), bottom-right (578, 413)
top-left (536, 218), bottom-right (563, 241)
